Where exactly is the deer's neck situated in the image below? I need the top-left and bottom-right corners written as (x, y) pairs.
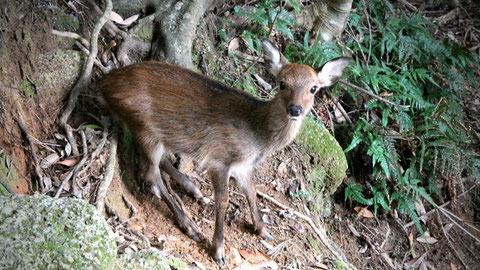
top-left (252, 96), bottom-right (303, 158)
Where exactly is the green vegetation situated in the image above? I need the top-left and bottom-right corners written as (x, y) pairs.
top-left (229, 0), bottom-right (480, 233)
top-left (20, 79), bottom-right (35, 98)
top-left (339, 0), bottom-right (479, 234)
top-left (0, 154), bottom-right (17, 184)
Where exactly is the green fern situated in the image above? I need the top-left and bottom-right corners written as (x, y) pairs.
top-left (345, 183), bottom-right (373, 206)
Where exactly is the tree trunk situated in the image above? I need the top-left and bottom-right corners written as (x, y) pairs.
top-left (295, 0), bottom-right (353, 41)
top-left (149, 0), bottom-right (213, 69)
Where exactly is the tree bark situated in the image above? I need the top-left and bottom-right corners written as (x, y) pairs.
top-left (295, 0), bottom-right (353, 41)
top-left (150, 0), bottom-right (214, 69)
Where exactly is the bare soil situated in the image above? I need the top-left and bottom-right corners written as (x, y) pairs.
top-left (1, 1), bottom-right (479, 270)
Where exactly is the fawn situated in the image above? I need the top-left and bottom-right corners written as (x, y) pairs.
top-left (98, 39), bottom-right (349, 266)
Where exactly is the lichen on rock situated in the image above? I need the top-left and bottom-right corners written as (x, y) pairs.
top-left (115, 249), bottom-right (187, 270)
top-left (0, 194), bottom-right (117, 270)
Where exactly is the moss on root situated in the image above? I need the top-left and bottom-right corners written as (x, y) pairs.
top-left (295, 117), bottom-right (347, 215)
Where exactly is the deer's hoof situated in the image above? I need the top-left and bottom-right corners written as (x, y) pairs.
top-left (215, 257), bottom-right (226, 268)
top-left (198, 196), bottom-right (211, 205)
top-left (258, 227), bottom-right (274, 240)
top-left (189, 232), bottom-right (202, 242)
top-left (262, 231), bottom-right (275, 241)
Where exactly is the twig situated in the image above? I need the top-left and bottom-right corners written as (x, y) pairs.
top-left (256, 190), bottom-right (357, 270)
top-left (361, 0), bottom-right (372, 65)
top-left (0, 178), bottom-right (14, 194)
top-left (437, 207), bottom-right (480, 244)
top-left (325, 90), bottom-right (353, 126)
top-left (339, 79), bottom-right (410, 109)
top-left (55, 170), bottom-right (73, 198)
top-left (96, 129), bottom-right (118, 211)
top-left (441, 218), bottom-right (470, 270)
top-left (13, 117), bottom-right (44, 191)
top-left (318, 100), bottom-right (334, 136)
top-left (59, 0), bottom-right (112, 156)
top-left (404, 183), bottom-right (478, 229)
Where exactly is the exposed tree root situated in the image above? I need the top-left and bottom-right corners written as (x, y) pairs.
top-left (59, 0), bottom-right (112, 156)
top-left (96, 129), bottom-right (118, 212)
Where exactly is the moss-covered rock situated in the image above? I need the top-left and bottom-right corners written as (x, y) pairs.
top-left (296, 117), bottom-right (347, 214)
top-left (0, 194), bottom-right (117, 270)
top-left (115, 249), bottom-right (188, 270)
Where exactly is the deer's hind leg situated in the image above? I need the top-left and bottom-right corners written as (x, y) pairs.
top-left (160, 159), bottom-right (210, 205)
top-left (144, 144), bottom-right (202, 242)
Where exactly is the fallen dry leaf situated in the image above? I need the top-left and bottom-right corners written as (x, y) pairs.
top-left (57, 157), bottom-right (79, 167)
top-left (40, 153), bottom-right (60, 169)
top-left (354, 206), bottom-right (374, 218)
top-left (239, 249), bottom-right (271, 264)
top-left (228, 37), bottom-right (240, 52)
top-left (109, 11), bottom-right (124, 24)
top-left (119, 14), bottom-right (139, 26)
top-left (450, 262), bottom-right (458, 270)
top-left (416, 235), bottom-right (438, 244)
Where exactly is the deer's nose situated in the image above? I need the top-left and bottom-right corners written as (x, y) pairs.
top-left (287, 105), bottom-right (303, 117)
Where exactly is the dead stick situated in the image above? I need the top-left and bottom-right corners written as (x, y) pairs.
top-left (59, 0), bottom-right (112, 155)
top-left (13, 117), bottom-right (44, 191)
top-left (339, 79), bottom-right (410, 109)
top-left (96, 130), bottom-right (118, 212)
top-left (326, 90), bottom-right (353, 126)
top-left (256, 190), bottom-right (357, 270)
top-left (403, 183), bottom-right (478, 229)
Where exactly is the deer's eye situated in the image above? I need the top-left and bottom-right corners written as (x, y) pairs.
top-left (280, 82), bottom-right (286, 90)
top-left (310, 86), bottom-right (318, 94)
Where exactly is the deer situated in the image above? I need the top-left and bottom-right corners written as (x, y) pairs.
top-left (97, 39), bottom-right (349, 267)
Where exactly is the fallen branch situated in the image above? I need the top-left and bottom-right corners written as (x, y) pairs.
top-left (441, 220), bottom-right (470, 269)
top-left (96, 130), bottom-right (118, 212)
top-left (339, 79), bottom-right (410, 109)
top-left (256, 190), bottom-right (357, 270)
top-left (437, 207), bottom-right (480, 244)
top-left (59, 0), bottom-right (112, 156)
top-left (13, 117), bottom-right (44, 191)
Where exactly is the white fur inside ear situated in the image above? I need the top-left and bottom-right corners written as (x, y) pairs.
top-left (318, 57), bottom-right (350, 87)
top-left (262, 40), bottom-right (283, 76)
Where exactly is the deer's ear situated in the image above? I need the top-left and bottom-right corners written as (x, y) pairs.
top-left (318, 57), bottom-right (350, 87)
top-left (262, 39), bottom-right (290, 77)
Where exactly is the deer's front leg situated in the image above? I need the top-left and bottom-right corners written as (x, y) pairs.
top-left (210, 168), bottom-right (230, 267)
top-left (234, 173), bottom-right (274, 240)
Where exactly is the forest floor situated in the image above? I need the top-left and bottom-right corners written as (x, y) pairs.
top-left (0, 0), bottom-right (479, 269)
